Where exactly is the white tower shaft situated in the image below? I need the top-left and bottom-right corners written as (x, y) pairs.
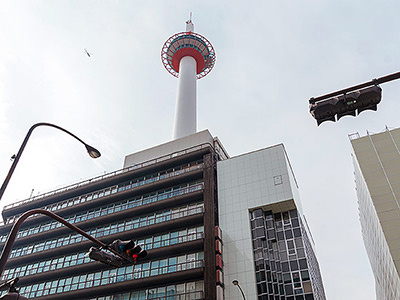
top-left (173, 56), bottom-right (197, 139)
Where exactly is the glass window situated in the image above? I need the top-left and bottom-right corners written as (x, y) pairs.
top-left (292, 272), bottom-right (300, 282)
top-left (285, 230), bottom-right (293, 239)
top-left (284, 284), bottom-right (293, 295)
top-left (283, 273), bottom-right (291, 284)
top-left (299, 259), bottom-right (307, 270)
top-left (301, 270), bottom-right (310, 281)
top-left (297, 248), bottom-right (306, 258)
top-left (281, 262), bottom-right (289, 272)
top-left (293, 228), bottom-right (301, 238)
top-left (290, 260), bottom-right (299, 271)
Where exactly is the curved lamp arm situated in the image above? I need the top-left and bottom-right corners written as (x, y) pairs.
top-left (0, 122), bottom-right (101, 202)
top-left (0, 209), bottom-right (116, 277)
top-left (232, 280), bottom-right (247, 300)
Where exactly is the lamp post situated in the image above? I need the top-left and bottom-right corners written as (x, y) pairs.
top-left (0, 122), bottom-right (101, 202)
top-left (232, 280), bottom-right (247, 300)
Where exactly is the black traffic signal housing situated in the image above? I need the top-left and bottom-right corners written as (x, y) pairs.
top-left (87, 247), bottom-right (124, 268)
top-left (310, 85), bottom-right (382, 125)
top-left (110, 239), bottom-right (147, 263)
top-left (0, 292), bottom-right (29, 300)
top-left (0, 278), bottom-right (28, 300)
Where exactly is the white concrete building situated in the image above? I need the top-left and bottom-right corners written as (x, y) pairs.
top-left (351, 127), bottom-right (400, 300)
top-left (218, 143), bottom-right (325, 300)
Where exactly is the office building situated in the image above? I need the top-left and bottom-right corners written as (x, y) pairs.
top-left (351, 127), bottom-right (400, 299)
top-left (0, 19), bottom-right (326, 300)
top-left (218, 144), bottom-right (326, 300)
top-left (0, 131), bottom-right (326, 300)
top-left (0, 130), bottom-right (227, 299)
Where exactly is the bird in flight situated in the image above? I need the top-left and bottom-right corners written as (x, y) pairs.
top-left (84, 48), bottom-right (92, 57)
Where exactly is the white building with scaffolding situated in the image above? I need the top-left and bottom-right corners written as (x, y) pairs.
top-left (350, 127), bottom-right (400, 300)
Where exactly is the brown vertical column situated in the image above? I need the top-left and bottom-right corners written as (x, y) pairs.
top-left (203, 152), bottom-right (217, 299)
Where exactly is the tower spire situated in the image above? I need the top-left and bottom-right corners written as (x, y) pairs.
top-left (161, 19), bottom-right (216, 139)
top-left (186, 13), bottom-right (194, 32)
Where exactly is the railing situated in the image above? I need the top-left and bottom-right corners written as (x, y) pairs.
top-left (2, 229), bottom-right (204, 281)
top-left (0, 183), bottom-right (203, 242)
top-left (8, 204), bottom-right (204, 259)
top-left (3, 143), bottom-right (213, 210)
top-left (18, 259), bottom-right (204, 298)
top-left (89, 291), bottom-right (204, 300)
top-left (2, 162), bottom-right (203, 225)
top-left (348, 132), bottom-right (361, 140)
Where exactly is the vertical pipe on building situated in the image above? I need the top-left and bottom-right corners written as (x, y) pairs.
top-left (203, 153), bottom-right (217, 299)
top-left (173, 56), bottom-right (197, 139)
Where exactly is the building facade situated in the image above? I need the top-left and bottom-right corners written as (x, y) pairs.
top-left (0, 131), bottom-right (326, 300)
top-left (0, 131), bottom-right (227, 299)
top-left (218, 144), bottom-right (326, 300)
top-left (351, 127), bottom-right (400, 299)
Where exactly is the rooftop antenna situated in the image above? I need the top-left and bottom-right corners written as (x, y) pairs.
top-left (186, 12), bottom-right (194, 32)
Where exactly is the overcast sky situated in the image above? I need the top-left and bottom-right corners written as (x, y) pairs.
top-left (1, 1), bottom-right (400, 299)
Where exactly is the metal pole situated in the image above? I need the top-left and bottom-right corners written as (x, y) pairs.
top-left (0, 209), bottom-right (120, 277)
top-left (309, 71), bottom-right (400, 104)
top-left (232, 280), bottom-right (247, 300)
top-left (0, 122), bottom-right (100, 202)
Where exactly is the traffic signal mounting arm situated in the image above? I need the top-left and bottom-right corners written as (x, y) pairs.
top-left (309, 71), bottom-right (400, 125)
top-left (310, 85), bottom-right (382, 125)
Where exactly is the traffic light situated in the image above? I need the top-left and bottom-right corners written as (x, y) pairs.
top-left (0, 292), bottom-right (29, 300)
top-left (310, 85), bottom-right (382, 125)
top-left (110, 239), bottom-right (147, 263)
top-left (87, 247), bottom-right (124, 268)
top-left (0, 278), bottom-right (28, 300)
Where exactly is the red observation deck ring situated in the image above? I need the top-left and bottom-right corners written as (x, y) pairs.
top-left (161, 31), bottom-right (216, 79)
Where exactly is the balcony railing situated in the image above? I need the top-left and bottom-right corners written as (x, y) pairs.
top-left (0, 183), bottom-right (203, 242)
top-left (8, 204), bottom-right (204, 259)
top-left (18, 259), bottom-right (204, 298)
top-left (2, 229), bottom-right (204, 281)
top-left (2, 162), bottom-right (203, 225)
top-left (3, 143), bottom-right (212, 211)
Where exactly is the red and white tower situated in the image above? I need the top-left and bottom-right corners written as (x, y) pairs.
top-left (161, 18), bottom-right (216, 139)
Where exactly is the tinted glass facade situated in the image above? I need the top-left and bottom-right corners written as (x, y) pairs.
top-left (250, 208), bottom-right (325, 300)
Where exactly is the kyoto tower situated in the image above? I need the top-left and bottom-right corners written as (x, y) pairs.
top-left (161, 18), bottom-right (216, 139)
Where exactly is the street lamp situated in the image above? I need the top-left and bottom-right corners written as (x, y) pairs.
top-left (232, 279), bottom-right (246, 300)
top-left (0, 122), bottom-right (101, 202)
top-left (309, 71), bottom-right (400, 126)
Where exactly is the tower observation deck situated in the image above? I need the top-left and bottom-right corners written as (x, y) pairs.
top-left (161, 19), bottom-right (216, 139)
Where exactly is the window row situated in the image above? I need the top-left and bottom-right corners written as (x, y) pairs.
top-left (4, 161), bottom-right (203, 225)
top-left (9, 203), bottom-right (204, 259)
top-left (88, 280), bottom-right (204, 300)
top-left (1, 181), bottom-right (203, 243)
top-left (257, 280), bottom-right (314, 299)
top-left (117, 161), bottom-right (202, 193)
top-left (18, 252), bottom-right (204, 298)
top-left (3, 226), bottom-right (204, 281)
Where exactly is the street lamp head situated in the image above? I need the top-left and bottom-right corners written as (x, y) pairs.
top-left (232, 279), bottom-right (239, 286)
top-left (85, 145), bottom-right (101, 158)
